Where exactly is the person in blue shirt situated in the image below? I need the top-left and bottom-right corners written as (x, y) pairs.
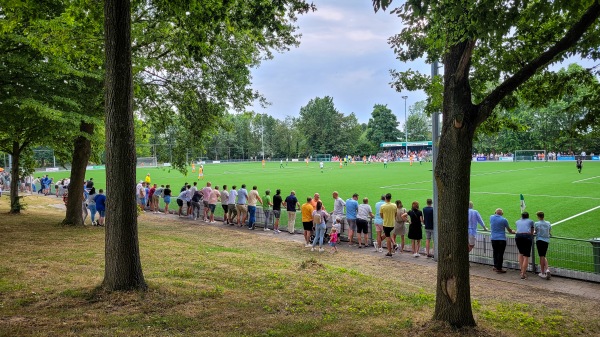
top-left (94, 189), bottom-right (107, 226)
top-left (345, 193), bottom-right (359, 246)
top-left (468, 201), bottom-right (487, 252)
top-left (534, 211), bottom-right (552, 279)
top-left (489, 208), bottom-right (515, 273)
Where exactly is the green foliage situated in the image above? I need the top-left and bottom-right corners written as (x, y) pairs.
top-left (366, 104), bottom-right (402, 147)
top-left (405, 101), bottom-right (431, 141)
top-left (297, 96), bottom-right (362, 155)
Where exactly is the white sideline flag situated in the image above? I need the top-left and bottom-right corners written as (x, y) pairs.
top-left (520, 194), bottom-right (526, 213)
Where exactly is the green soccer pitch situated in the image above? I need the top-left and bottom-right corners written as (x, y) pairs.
top-left (47, 160), bottom-right (600, 240)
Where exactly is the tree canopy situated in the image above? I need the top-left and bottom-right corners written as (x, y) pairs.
top-left (374, 0), bottom-right (600, 328)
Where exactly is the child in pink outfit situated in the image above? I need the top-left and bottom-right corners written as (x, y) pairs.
top-left (329, 227), bottom-right (339, 253)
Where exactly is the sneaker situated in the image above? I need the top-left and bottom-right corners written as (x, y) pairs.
top-left (275, 229), bottom-right (281, 233)
top-left (413, 253), bottom-right (419, 258)
top-left (210, 221), bottom-right (216, 224)
top-left (378, 248), bottom-right (383, 253)
top-left (319, 248), bottom-right (324, 253)
top-left (358, 245), bottom-right (363, 249)
top-left (264, 228), bottom-right (271, 231)
top-left (311, 247), bottom-right (315, 252)
top-left (385, 252), bottom-right (393, 257)
top-left (538, 273), bottom-right (547, 279)
top-left (546, 269), bottom-right (551, 280)
top-left (305, 244), bottom-right (311, 248)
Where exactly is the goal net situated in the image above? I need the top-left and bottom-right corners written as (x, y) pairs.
top-left (313, 154), bottom-right (332, 162)
top-left (137, 156), bottom-right (158, 168)
top-left (514, 150), bottom-right (546, 162)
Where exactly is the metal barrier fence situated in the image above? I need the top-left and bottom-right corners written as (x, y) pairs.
top-left (166, 202), bottom-right (372, 243)
top-left (470, 232), bottom-right (600, 282)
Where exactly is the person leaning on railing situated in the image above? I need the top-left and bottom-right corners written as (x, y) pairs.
top-left (515, 212), bottom-right (535, 279)
top-left (489, 208), bottom-right (515, 274)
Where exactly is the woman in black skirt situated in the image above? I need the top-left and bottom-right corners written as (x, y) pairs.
top-left (407, 201), bottom-right (424, 257)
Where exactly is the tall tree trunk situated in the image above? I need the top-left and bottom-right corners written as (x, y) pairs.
top-left (102, 0), bottom-right (146, 291)
top-left (432, 42), bottom-right (477, 327)
top-left (9, 141), bottom-right (21, 214)
top-left (62, 121), bottom-right (94, 226)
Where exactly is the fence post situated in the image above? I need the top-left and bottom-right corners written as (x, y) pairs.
top-left (591, 238), bottom-right (600, 274)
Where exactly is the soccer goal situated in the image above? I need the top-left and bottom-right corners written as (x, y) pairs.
top-left (514, 150), bottom-right (546, 162)
top-left (313, 154), bottom-right (332, 162)
top-left (136, 156), bottom-right (158, 168)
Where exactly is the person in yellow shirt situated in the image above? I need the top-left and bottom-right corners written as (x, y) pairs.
top-left (262, 159), bottom-right (265, 168)
top-left (380, 193), bottom-right (398, 257)
top-left (409, 153), bottom-right (414, 166)
top-left (191, 163), bottom-right (196, 172)
top-left (197, 165), bottom-right (204, 180)
top-left (339, 159), bottom-right (343, 169)
top-left (301, 197), bottom-right (315, 247)
top-left (144, 173), bottom-right (151, 185)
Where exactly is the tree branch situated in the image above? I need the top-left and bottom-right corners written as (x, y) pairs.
top-left (476, 0), bottom-right (600, 126)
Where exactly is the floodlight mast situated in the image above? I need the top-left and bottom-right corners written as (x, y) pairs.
top-left (402, 95), bottom-right (408, 156)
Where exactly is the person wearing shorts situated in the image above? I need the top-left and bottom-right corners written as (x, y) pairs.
top-left (515, 212), bottom-right (535, 279)
top-left (393, 200), bottom-right (408, 253)
top-left (345, 193), bottom-right (359, 246)
top-left (535, 211), bottom-right (552, 279)
top-left (220, 185), bottom-right (229, 224)
top-left (373, 195), bottom-right (386, 252)
top-left (380, 193), bottom-right (397, 257)
top-left (272, 189), bottom-right (283, 232)
top-left (423, 198), bottom-right (434, 257)
top-left (163, 185), bottom-right (172, 214)
top-left (227, 185), bottom-right (238, 225)
top-left (94, 189), bottom-right (106, 226)
top-left (176, 189), bottom-right (187, 217)
top-left (236, 184), bottom-right (249, 226)
top-left (467, 201), bottom-right (487, 252)
top-left (201, 182), bottom-right (213, 222)
top-left (356, 198), bottom-right (373, 248)
top-left (301, 197), bottom-right (314, 246)
top-left (208, 186), bottom-right (220, 223)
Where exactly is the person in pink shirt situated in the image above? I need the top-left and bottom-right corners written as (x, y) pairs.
top-left (208, 185), bottom-right (221, 223)
top-left (201, 182), bottom-right (213, 222)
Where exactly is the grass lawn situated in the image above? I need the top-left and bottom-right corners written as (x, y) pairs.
top-left (44, 160), bottom-right (600, 239)
top-left (1, 196), bottom-right (599, 336)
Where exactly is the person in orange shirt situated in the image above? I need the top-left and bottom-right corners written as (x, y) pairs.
top-left (301, 197), bottom-right (315, 247)
top-left (191, 163), bottom-right (196, 172)
top-left (262, 159), bottom-right (265, 168)
top-left (339, 159), bottom-right (343, 169)
top-left (409, 153), bottom-right (414, 166)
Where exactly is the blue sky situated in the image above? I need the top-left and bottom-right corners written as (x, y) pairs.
top-left (250, 0), bottom-right (428, 125)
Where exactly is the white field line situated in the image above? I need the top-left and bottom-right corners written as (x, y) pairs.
top-left (380, 167), bottom-right (552, 189)
top-left (470, 191), bottom-right (600, 201)
top-left (380, 180), bottom-right (432, 188)
top-left (381, 188), bottom-right (600, 201)
top-left (572, 176), bottom-right (600, 183)
top-left (551, 205), bottom-right (600, 227)
top-left (471, 166), bottom-right (551, 177)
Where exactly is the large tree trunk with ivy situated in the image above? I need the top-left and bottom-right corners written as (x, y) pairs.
top-left (101, 0), bottom-right (146, 291)
top-left (9, 141), bottom-right (22, 214)
top-left (62, 121), bottom-right (94, 226)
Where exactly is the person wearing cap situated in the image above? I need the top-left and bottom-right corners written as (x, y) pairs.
top-left (345, 193), bottom-right (359, 246)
